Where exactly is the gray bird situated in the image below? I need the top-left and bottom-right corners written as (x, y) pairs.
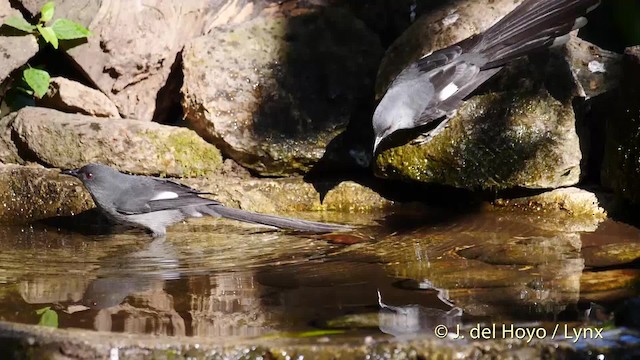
top-left (62, 163), bottom-right (351, 237)
top-left (372, 0), bottom-right (601, 153)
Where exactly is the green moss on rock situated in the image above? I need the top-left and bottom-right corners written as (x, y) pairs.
top-left (144, 130), bottom-right (223, 178)
top-left (374, 91), bottom-right (581, 190)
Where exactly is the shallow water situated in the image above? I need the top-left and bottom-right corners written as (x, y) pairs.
top-left (0, 209), bottom-right (639, 339)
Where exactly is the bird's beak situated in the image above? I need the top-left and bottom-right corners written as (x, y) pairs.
top-left (373, 136), bottom-right (383, 155)
top-left (61, 169), bottom-right (79, 177)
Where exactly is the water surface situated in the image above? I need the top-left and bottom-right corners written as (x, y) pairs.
top-left (0, 209), bottom-right (638, 339)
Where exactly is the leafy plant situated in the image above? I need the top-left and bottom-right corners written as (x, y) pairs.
top-left (3, 1), bottom-right (91, 49)
top-left (35, 306), bottom-right (59, 328)
top-left (2, 1), bottom-right (91, 99)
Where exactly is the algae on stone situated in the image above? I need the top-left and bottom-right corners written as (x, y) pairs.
top-left (374, 90), bottom-right (582, 190)
top-left (0, 165), bottom-right (93, 224)
top-left (8, 107), bottom-right (222, 177)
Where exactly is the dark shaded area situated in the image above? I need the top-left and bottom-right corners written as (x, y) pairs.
top-left (342, 0), bottom-right (448, 48)
top-left (580, 0), bottom-right (640, 52)
top-left (252, 8), bottom-right (381, 142)
top-left (0, 24), bottom-right (31, 36)
top-left (38, 208), bottom-right (136, 236)
top-left (153, 51), bottom-right (185, 125)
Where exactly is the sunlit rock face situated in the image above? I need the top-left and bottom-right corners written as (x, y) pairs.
top-left (0, 165), bottom-right (93, 224)
top-left (0, 0), bottom-right (39, 90)
top-left (15, 0), bottom-right (267, 122)
top-left (38, 77), bottom-right (120, 118)
top-left (1, 107), bottom-right (222, 178)
top-left (182, 7), bottom-right (382, 176)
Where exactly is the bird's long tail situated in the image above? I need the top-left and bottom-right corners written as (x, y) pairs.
top-left (473, 0), bottom-right (600, 69)
top-left (200, 205), bottom-right (352, 233)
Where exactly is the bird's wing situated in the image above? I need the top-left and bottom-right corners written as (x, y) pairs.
top-left (410, 49), bottom-right (484, 126)
top-left (114, 178), bottom-right (219, 215)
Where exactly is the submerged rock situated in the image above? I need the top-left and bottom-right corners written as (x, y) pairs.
top-left (182, 8), bottom-right (382, 175)
top-left (601, 46), bottom-right (640, 206)
top-left (38, 77), bottom-right (120, 118)
top-left (374, 90), bottom-right (581, 190)
top-left (4, 107), bottom-right (223, 177)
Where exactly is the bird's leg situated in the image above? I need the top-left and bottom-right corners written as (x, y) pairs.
top-left (410, 114), bottom-right (455, 146)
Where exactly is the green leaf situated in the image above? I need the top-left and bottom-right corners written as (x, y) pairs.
top-left (39, 1), bottom-right (55, 23)
top-left (36, 308), bottom-right (59, 328)
top-left (36, 25), bottom-right (58, 49)
top-left (3, 16), bottom-right (36, 33)
top-left (23, 68), bottom-right (51, 98)
top-left (35, 306), bottom-right (51, 315)
top-left (51, 18), bottom-right (91, 40)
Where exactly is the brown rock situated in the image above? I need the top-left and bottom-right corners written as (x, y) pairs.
top-left (18, 0), bottom-right (265, 122)
top-left (0, 0), bottom-right (39, 83)
top-left (0, 164), bottom-right (92, 224)
top-left (8, 107), bottom-right (223, 177)
top-left (182, 8), bottom-right (382, 175)
top-left (39, 77), bottom-right (120, 118)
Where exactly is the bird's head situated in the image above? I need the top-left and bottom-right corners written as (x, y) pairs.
top-left (372, 104), bottom-right (407, 154)
top-left (62, 163), bottom-right (122, 195)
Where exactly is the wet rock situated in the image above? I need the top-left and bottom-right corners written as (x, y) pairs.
top-left (0, 164), bottom-right (92, 224)
top-left (7, 107), bottom-right (223, 177)
top-left (582, 243), bottom-right (640, 268)
top-left (580, 269), bottom-right (640, 303)
top-left (358, 211), bottom-right (589, 318)
top-left (601, 46), bottom-right (640, 206)
top-left (371, 1), bottom-right (609, 191)
top-left (182, 8), bottom-right (382, 175)
top-left (183, 175), bottom-right (391, 214)
top-left (17, 0), bottom-right (265, 122)
top-left (2, 320), bottom-right (614, 360)
top-left (38, 77), bottom-right (120, 118)
top-left (494, 188), bottom-right (606, 218)
top-left (0, 162), bottom-right (387, 226)
top-left (581, 220), bottom-right (640, 268)
top-left (493, 188), bottom-right (607, 232)
top-left (0, 0), bottom-right (39, 83)
top-left (374, 90), bottom-right (581, 190)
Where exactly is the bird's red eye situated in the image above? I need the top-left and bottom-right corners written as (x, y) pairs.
top-left (86, 172), bottom-right (93, 180)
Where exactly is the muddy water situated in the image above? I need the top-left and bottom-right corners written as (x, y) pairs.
top-left (0, 209), bottom-right (639, 339)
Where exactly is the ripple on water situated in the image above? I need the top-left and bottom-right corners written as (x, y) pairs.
top-left (0, 210), bottom-right (638, 339)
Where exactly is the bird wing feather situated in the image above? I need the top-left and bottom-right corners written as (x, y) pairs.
top-left (114, 178), bottom-right (219, 215)
top-left (411, 51), bottom-right (483, 127)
